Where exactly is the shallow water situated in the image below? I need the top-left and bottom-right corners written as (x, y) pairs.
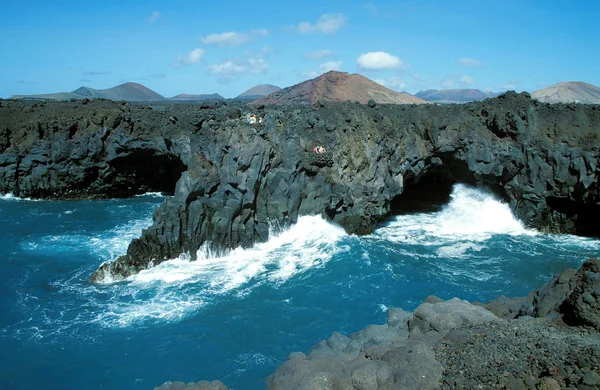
top-left (1, 185), bottom-right (598, 389)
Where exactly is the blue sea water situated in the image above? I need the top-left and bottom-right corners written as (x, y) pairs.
top-left (1, 185), bottom-right (599, 390)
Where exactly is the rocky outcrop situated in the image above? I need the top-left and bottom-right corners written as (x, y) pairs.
top-left (264, 259), bottom-right (600, 389)
top-left (0, 99), bottom-right (189, 199)
top-left (91, 92), bottom-right (600, 281)
top-left (0, 94), bottom-right (599, 281)
top-left (154, 380), bottom-right (229, 390)
top-left (486, 258), bottom-right (600, 329)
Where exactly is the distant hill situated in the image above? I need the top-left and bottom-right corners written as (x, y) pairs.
top-left (253, 71), bottom-right (427, 105)
top-left (11, 82), bottom-right (164, 101)
top-left (235, 84), bottom-right (281, 101)
top-left (10, 92), bottom-right (85, 101)
top-left (170, 93), bottom-right (225, 101)
top-left (415, 89), bottom-right (501, 104)
top-left (531, 82), bottom-right (600, 104)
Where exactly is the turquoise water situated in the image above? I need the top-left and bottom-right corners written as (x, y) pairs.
top-left (1, 185), bottom-right (599, 389)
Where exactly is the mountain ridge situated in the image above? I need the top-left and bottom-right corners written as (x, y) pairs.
top-left (531, 81), bottom-right (600, 104)
top-left (415, 88), bottom-right (502, 104)
top-left (11, 82), bottom-right (165, 101)
top-left (253, 71), bottom-right (428, 105)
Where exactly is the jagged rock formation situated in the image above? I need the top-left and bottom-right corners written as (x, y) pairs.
top-left (532, 81), bottom-right (600, 104)
top-left (0, 99), bottom-right (188, 198)
top-left (0, 93), bottom-right (599, 282)
top-left (253, 71), bottom-right (427, 105)
top-left (265, 258), bottom-right (600, 389)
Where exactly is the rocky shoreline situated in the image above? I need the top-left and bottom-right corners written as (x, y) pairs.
top-left (1, 95), bottom-right (599, 389)
top-left (1, 94), bottom-right (598, 282)
top-left (156, 258), bottom-right (600, 390)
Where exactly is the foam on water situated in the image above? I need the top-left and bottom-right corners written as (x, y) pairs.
top-left (0, 192), bottom-right (37, 201)
top-left (135, 192), bottom-right (165, 198)
top-left (130, 215), bottom-right (346, 286)
top-left (9, 186), bottom-right (600, 338)
top-left (374, 184), bottom-right (534, 247)
top-left (86, 216), bottom-right (348, 326)
top-left (24, 215), bottom-right (348, 330)
top-left (21, 215), bottom-right (154, 260)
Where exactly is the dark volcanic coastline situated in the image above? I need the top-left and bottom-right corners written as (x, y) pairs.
top-left (0, 93), bottom-right (598, 281)
top-left (1, 94), bottom-right (600, 389)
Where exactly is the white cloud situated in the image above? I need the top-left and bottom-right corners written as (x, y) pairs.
top-left (303, 61), bottom-right (343, 78)
top-left (460, 75), bottom-right (474, 85)
top-left (295, 13), bottom-right (347, 35)
top-left (172, 48), bottom-right (205, 67)
top-left (319, 61), bottom-right (342, 72)
top-left (209, 61), bottom-right (247, 75)
top-left (201, 32), bottom-right (248, 46)
top-left (357, 51), bottom-right (403, 70)
top-left (501, 83), bottom-right (517, 90)
top-left (148, 11), bottom-right (160, 23)
top-left (208, 56), bottom-right (268, 78)
top-left (200, 29), bottom-right (269, 46)
top-left (251, 29), bottom-right (269, 38)
top-left (304, 49), bottom-right (335, 60)
top-left (374, 77), bottom-right (407, 91)
top-left (442, 79), bottom-right (455, 88)
top-left (457, 57), bottom-right (482, 67)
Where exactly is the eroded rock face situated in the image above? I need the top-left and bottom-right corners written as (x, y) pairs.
top-left (0, 100), bottom-right (188, 199)
top-left (0, 95), bottom-right (599, 281)
top-left (91, 93), bottom-right (600, 281)
top-left (265, 260), bottom-right (600, 390)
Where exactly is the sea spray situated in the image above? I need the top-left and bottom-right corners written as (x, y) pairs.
top-left (3, 186), bottom-right (600, 390)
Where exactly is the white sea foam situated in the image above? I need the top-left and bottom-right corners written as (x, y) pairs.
top-left (130, 215), bottom-right (346, 287)
top-left (89, 215), bottom-right (348, 327)
top-left (134, 192), bottom-right (164, 198)
top-left (373, 184), bottom-right (535, 249)
top-left (0, 192), bottom-right (38, 201)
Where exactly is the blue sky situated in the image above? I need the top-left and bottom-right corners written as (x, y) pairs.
top-left (1, 0), bottom-right (599, 98)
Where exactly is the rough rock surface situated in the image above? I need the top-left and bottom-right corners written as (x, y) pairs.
top-left (154, 380), bottom-right (229, 390)
top-left (0, 99), bottom-right (188, 199)
top-left (263, 259), bottom-right (600, 390)
top-left (0, 94), bottom-right (599, 281)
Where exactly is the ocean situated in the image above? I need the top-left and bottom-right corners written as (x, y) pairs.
top-left (1, 184), bottom-right (599, 389)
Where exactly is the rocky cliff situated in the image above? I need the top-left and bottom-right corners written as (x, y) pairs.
top-left (0, 94), bottom-right (599, 282)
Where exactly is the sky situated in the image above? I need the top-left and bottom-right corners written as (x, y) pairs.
top-left (1, 0), bottom-right (599, 98)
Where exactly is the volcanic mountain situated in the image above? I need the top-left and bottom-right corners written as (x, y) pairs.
top-left (531, 82), bottom-right (600, 104)
top-left (73, 83), bottom-right (164, 101)
top-left (170, 93), bottom-right (225, 101)
top-left (253, 71), bottom-right (427, 105)
top-left (415, 89), bottom-right (501, 104)
top-left (235, 84), bottom-right (281, 101)
top-left (11, 82), bottom-right (164, 101)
